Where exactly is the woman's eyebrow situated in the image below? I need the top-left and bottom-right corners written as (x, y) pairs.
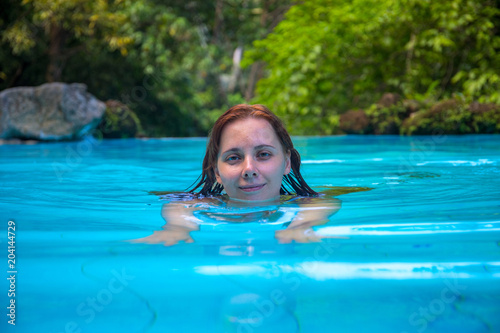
top-left (254, 144), bottom-right (277, 150)
top-left (221, 147), bottom-right (241, 156)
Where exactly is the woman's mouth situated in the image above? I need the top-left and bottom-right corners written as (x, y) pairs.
top-left (239, 184), bottom-right (266, 192)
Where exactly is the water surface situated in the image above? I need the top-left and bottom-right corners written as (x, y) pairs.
top-left (1, 135), bottom-right (499, 333)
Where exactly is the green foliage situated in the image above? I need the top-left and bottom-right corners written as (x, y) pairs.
top-left (365, 104), bottom-right (409, 135)
top-left (1, 0), bottom-right (292, 137)
top-left (470, 104), bottom-right (500, 133)
top-left (2, 0), bottom-right (499, 136)
top-left (245, 0), bottom-right (500, 134)
top-left (0, 0), bottom-right (132, 86)
top-left (340, 96), bottom-right (500, 135)
top-left (98, 100), bottom-right (143, 139)
top-left (401, 99), bottom-right (474, 135)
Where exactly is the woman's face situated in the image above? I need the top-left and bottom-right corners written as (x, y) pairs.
top-left (215, 117), bottom-right (291, 201)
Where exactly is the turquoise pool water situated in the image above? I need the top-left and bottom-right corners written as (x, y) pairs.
top-left (1, 135), bottom-right (499, 333)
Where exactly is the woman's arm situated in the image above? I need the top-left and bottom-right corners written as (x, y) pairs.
top-left (132, 199), bottom-right (210, 246)
top-left (275, 197), bottom-right (343, 243)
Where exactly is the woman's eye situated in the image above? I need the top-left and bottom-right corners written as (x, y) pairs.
top-left (226, 155), bottom-right (240, 162)
top-left (258, 152), bottom-right (272, 159)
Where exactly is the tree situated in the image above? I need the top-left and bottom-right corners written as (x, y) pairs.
top-left (1, 0), bottom-right (130, 83)
top-left (244, 0), bottom-right (500, 134)
top-left (0, 0), bottom-right (292, 136)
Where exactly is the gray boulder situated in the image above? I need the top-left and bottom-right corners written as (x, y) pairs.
top-left (0, 83), bottom-right (105, 141)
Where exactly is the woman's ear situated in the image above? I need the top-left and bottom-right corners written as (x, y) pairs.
top-left (284, 150), bottom-right (291, 175)
top-left (214, 167), bottom-right (222, 184)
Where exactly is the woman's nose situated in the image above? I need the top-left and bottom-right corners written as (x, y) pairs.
top-left (242, 158), bottom-right (258, 178)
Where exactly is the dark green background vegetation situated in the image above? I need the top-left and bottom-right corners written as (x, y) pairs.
top-left (1, 0), bottom-right (499, 136)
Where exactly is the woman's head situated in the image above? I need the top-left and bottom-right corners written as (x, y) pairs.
top-left (189, 104), bottom-right (317, 199)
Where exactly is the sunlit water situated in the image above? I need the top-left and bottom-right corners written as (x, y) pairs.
top-left (1, 135), bottom-right (499, 333)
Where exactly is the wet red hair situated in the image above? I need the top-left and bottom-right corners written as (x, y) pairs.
top-left (189, 104), bottom-right (317, 197)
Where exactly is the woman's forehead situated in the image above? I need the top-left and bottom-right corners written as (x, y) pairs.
top-left (221, 118), bottom-right (278, 142)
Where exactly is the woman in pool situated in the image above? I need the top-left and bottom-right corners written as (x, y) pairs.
top-left (136, 104), bottom-right (340, 246)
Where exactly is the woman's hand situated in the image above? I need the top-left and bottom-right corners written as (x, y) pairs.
top-left (132, 226), bottom-right (194, 246)
top-left (275, 227), bottom-right (321, 243)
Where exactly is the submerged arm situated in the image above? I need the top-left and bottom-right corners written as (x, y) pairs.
top-left (133, 200), bottom-right (205, 246)
top-left (275, 197), bottom-right (342, 243)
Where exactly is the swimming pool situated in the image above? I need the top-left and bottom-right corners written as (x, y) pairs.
top-left (1, 134), bottom-right (499, 332)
